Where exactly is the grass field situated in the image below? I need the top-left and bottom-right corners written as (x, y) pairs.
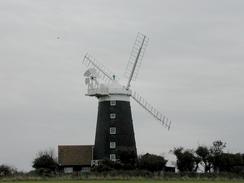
top-left (2, 181), bottom-right (244, 183)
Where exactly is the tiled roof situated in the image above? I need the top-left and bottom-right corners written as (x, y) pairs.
top-left (58, 145), bottom-right (93, 166)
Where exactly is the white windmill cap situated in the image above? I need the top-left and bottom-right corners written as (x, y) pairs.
top-left (107, 80), bottom-right (131, 96)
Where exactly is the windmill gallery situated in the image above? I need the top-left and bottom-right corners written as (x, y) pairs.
top-left (58, 33), bottom-right (172, 173)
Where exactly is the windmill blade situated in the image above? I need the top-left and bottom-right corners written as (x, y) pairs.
top-left (125, 33), bottom-right (149, 89)
top-left (82, 53), bottom-right (115, 82)
top-left (131, 91), bottom-right (171, 130)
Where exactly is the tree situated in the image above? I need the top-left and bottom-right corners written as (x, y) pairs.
top-left (173, 140), bottom-right (244, 173)
top-left (193, 156), bottom-right (201, 172)
top-left (195, 146), bottom-right (211, 172)
top-left (210, 140), bottom-right (226, 155)
top-left (209, 140), bottom-right (226, 173)
top-left (119, 150), bottom-right (137, 169)
top-left (0, 165), bottom-right (17, 177)
top-left (32, 149), bottom-right (58, 175)
top-left (172, 147), bottom-right (195, 172)
top-left (138, 153), bottom-right (167, 172)
top-left (218, 153), bottom-right (243, 172)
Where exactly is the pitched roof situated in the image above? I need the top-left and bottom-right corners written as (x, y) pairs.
top-left (58, 145), bottom-right (93, 166)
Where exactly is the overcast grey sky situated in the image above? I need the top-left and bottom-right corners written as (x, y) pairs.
top-left (1, 0), bottom-right (244, 171)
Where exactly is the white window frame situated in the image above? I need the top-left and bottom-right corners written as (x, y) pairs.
top-left (91, 160), bottom-right (99, 166)
top-left (64, 167), bottom-right (73, 174)
top-left (110, 142), bottom-right (116, 149)
top-left (110, 113), bottom-right (116, 119)
top-left (110, 127), bottom-right (116, 134)
top-left (81, 167), bottom-right (90, 172)
top-left (110, 154), bottom-right (116, 161)
top-left (110, 100), bottom-right (116, 106)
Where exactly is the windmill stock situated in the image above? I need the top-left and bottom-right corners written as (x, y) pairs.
top-left (82, 33), bottom-right (171, 162)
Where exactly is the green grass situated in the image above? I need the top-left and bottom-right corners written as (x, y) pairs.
top-left (2, 181), bottom-right (244, 183)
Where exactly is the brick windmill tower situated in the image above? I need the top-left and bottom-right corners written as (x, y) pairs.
top-left (82, 33), bottom-right (171, 163)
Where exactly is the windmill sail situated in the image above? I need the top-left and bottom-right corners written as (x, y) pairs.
top-left (125, 33), bottom-right (149, 89)
top-left (131, 91), bottom-right (171, 130)
top-left (83, 53), bottom-right (115, 82)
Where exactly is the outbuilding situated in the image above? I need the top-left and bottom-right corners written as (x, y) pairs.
top-left (58, 145), bottom-right (93, 173)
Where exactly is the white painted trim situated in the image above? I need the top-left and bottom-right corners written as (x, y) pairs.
top-left (64, 167), bottom-right (73, 174)
top-left (110, 100), bottom-right (116, 106)
top-left (110, 154), bottom-right (116, 161)
top-left (110, 142), bottom-right (116, 149)
top-left (110, 113), bottom-right (116, 119)
top-left (99, 95), bottom-right (130, 102)
top-left (110, 127), bottom-right (116, 134)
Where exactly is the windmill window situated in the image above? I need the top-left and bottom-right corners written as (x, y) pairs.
top-left (110, 154), bottom-right (116, 161)
top-left (64, 167), bottom-right (73, 174)
top-left (110, 142), bottom-right (116, 149)
top-left (110, 100), bottom-right (116, 106)
top-left (110, 113), bottom-right (116, 119)
top-left (110, 127), bottom-right (116, 134)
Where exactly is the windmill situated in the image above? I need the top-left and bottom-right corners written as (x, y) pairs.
top-left (82, 33), bottom-right (171, 162)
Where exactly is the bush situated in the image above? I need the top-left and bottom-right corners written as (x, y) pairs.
top-left (0, 165), bottom-right (17, 177)
top-left (32, 149), bottom-right (58, 176)
top-left (138, 153), bottom-right (167, 172)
